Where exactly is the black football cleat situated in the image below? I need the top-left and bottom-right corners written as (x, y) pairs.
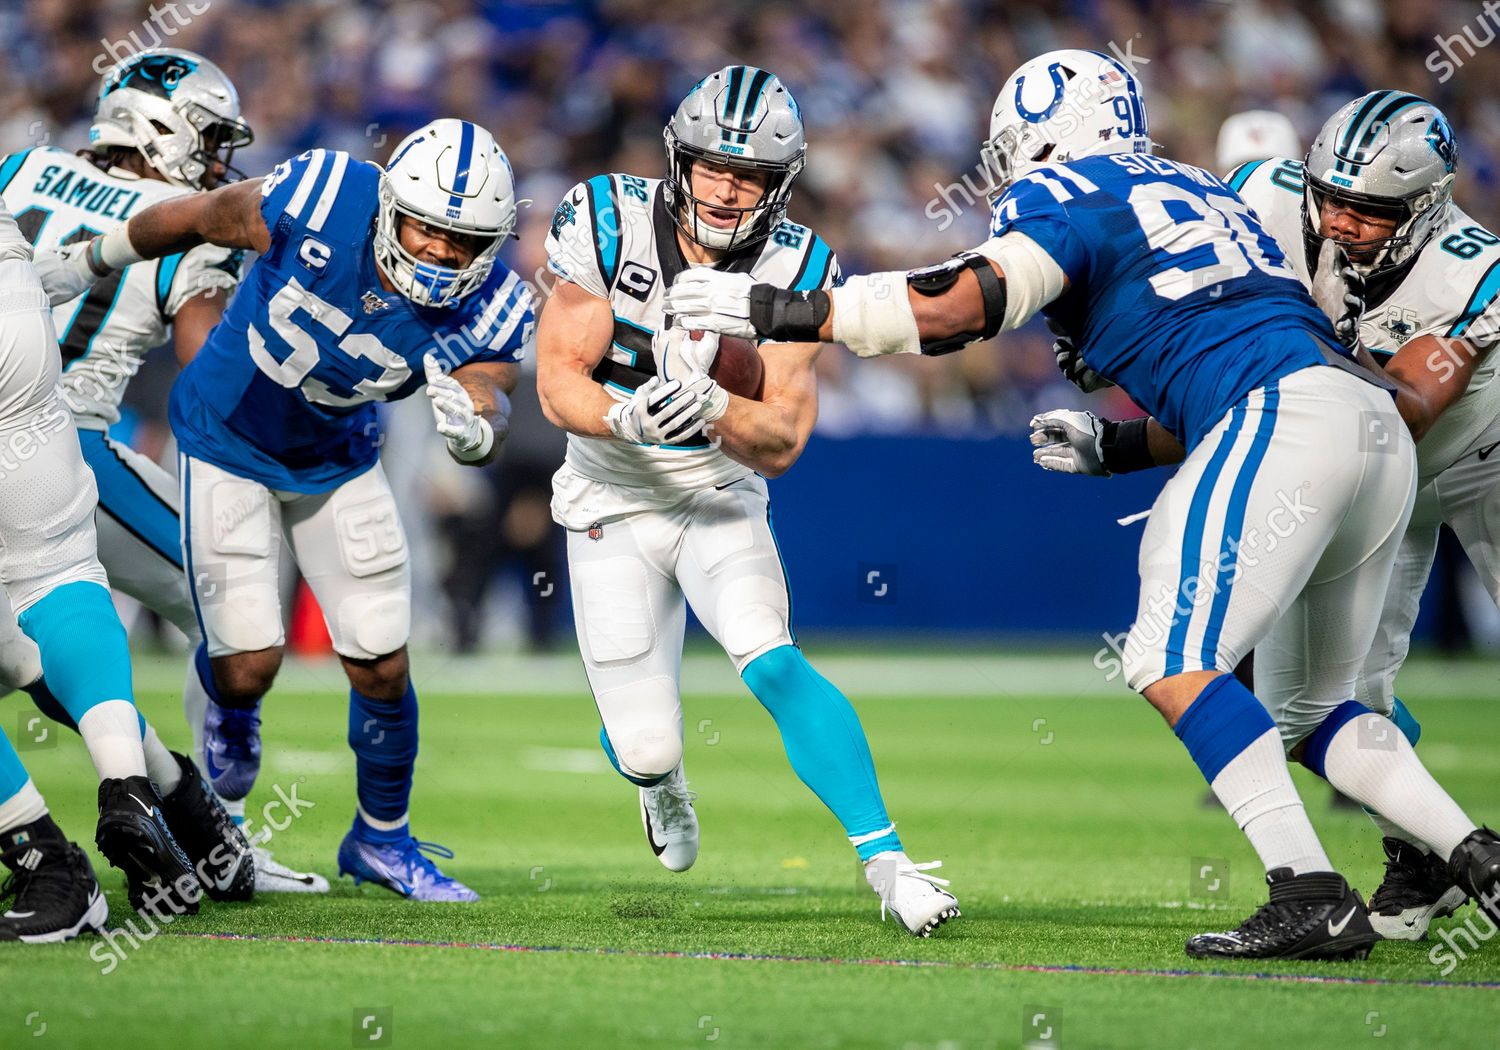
top-left (158, 751), bottom-right (254, 902)
top-left (1448, 827), bottom-right (1500, 927)
top-left (1186, 868), bottom-right (1378, 960)
top-left (96, 776), bottom-right (202, 918)
top-left (1368, 837), bottom-right (1466, 940)
top-left (0, 837), bottom-right (108, 943)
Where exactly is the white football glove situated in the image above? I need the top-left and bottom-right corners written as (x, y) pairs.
top-left (656, 325), bottom-right (720, 382)
top-left (604, 376), bottom-right (709, 446)
top-left (663, 268), bottom-right (758, 339)
top-left (30, 242), bottom-right (101, 306)
top-left (423, 352), bottom-right (497, 461)
top-left (1311, 238), bottom-right (1366, 349)
top-left (1047, 317), bottom-right (1112, 393)
top-left (1029, 410), bottom-right (1109, 476)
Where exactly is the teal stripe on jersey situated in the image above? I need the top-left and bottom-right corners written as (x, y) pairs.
top-left (1226, 160), bottom-right (1266, 193)
top-left (587, 175), bottom-right (620, 287)
top-left (156, 252), bottom-right (184, 314)
top-left (793, 237), bottom-right (832, 292)
top-left (0, 149), bottom-right (33, 195)
top-left (1447, 258), bottom-right (1500, 337)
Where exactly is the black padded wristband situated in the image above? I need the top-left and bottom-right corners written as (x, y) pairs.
top-left (748, 284), bottom-right (830, 342)
top-left (1100, 417), bottom-right (1155, 475)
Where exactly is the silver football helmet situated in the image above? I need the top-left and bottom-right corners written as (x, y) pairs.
top-left (1303, 91), bottom-right (1457, 278)
top-left (90, 48), bottom-right (252, 190)
top-left (663, 65), bottom-right (805, 251)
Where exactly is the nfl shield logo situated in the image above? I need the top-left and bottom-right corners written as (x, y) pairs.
top-left (362, 290), bottom-right (390, 314)
top-left (587, 522), bottom-right (604, 541)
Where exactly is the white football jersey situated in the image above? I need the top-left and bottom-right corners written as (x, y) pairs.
top-left (0, 147), bottom-right (243, 428)
top-left (544, 173), bottom-right (839, 524)
top-left (1234, 157), bottom-right (1500, 479)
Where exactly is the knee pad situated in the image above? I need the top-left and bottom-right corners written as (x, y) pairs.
top-left (200, 579), bottom-right (284, 656)
top-left (596, 675), bottom-right (681, 780)
top-left (715, 575), bottom-right (791, 669)
top-left (334, 591), bottom-right (411, 660)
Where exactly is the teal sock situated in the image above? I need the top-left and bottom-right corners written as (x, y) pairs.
top-left (741, 645), bottom-right (900, 860)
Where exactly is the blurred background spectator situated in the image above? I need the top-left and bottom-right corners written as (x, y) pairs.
top-left (3, 0), bottom-right (1495, 650)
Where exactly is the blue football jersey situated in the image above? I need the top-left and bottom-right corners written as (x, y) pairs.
top-left (170, 148), bottom-right (533, 492)
top-left (990, 154), bottom-right (1344, 449)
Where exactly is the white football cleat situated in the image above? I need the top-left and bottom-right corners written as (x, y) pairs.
top-left (865, 851), bottom-right (960, 937)
top-left (639, 765), bottom-right (699, 873)
top-left (253, 845), bottom-right (330, 893)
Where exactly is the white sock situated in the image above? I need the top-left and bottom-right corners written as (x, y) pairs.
top-left (1320, 713), bottom-right (1477, 860)
top-left (77, 699), bottom-right (148, 780)
top-left (1366, 810), bottom-right (1433, 853)
top-left (1210, 727), bottom-right (1333, 875)
top-left (357, 805), bottom-right (409, 833)
top-left (183, 653), bottom-right (210, 758)
top-left (0, 779), bottom-right (47, 835)
top-left (142, 724), bottom-right (182, 795)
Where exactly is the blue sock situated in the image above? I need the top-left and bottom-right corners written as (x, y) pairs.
top-left (1389, 697), bottom-right (1421, 747)
top-left (1172, 672), bottom-right (1278, 782)
top-left (17, 582), bottom-right (134, 723)
top-left (20, 678), bottom-right (149, 740)
top-left (348, 683), bottom-right (418, 828)
top-left (598, 726), bottom-right (671, 788)
top-left (0, 731), bottom-right (28, 804)
top-left (741, 645), bottom-right (900, 861)
top-left (194, 641), bottom-right (250, 708)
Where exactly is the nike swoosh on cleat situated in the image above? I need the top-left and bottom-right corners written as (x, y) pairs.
top-left (213, 855), bottom-right (248, 892)
top-left (129, 795), bottom-right (154, 817)
top-left (5, 910), bottom-right (35, 918)
top-left (641, 809), bottom-right (667, 857)
top-left (1328, 907), bottom-right (1357, 937)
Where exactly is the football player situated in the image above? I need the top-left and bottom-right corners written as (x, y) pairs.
top-left (537, 66), bottom-right (959, 936)
top-left (1214, 94), bottom-right (1499, 939)
top-left (62, 119), bottom-right (534, 900)
top-left (0, 47), bottom-right (314, 895)
top-left (0, 730), bottom-right (108, 942)
top-left (666, 50), bottom-right (1500, 958)
top-left (0, 199), bottom-right (204, 917)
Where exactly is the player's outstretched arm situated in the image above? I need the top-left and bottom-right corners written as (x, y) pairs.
top-left (665, 234), bottom-right (1064, 359)
top-left (1377, 335), bottom-right (1489, 443)
top-left (423, 356), bottom-right (517, 467)
top-left (76, 180), bottom-right (270, 281)
top-left (536, 279), bottom-right (620, 439)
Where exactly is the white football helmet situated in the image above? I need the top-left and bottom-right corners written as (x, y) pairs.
top-left (984, 49), bottom-right (1150, 196)
top-left (90, 48), bottom-right (252, 190)
top-left (1216, 110), bottom-right (1301, 172)
top-left (374, 119), bottom-right (517, 308)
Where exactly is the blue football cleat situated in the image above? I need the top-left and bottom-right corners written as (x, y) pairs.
top-left (337, 820), bottom-right (479, 902)
top-left (202, 697), bottom-right (262, 802)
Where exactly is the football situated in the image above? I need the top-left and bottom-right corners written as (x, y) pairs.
top-left (701, 332), bottom-right (765, 401)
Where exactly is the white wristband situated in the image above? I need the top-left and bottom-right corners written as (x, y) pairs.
top-left (450, 417), bottom-right (495, 462)
top-left (830, 272), bottom-right (922, 358)
top-left (95, 223), bottom-right (147, 273)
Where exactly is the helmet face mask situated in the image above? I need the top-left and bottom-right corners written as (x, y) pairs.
top-left (1301, 91), bottom-right (1458, 279)
top-left (374, 119), bottom-right (517, 308)
top-left (663, 66), bottom-right (806, 252)
top-left (92, 48), bottom-right (252, 191)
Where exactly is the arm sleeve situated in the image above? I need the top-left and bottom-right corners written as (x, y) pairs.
top-left (544, 179), bottom-right (610, 300)
top-left (987, 174), bottom-right (1091, 287)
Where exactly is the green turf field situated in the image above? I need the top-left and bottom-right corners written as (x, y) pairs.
top-left (5, 648), bottom-right (1499, 1049)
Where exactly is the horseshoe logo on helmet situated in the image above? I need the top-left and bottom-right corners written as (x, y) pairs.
top-left (1014, 63), bottom-right (1069, 123)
